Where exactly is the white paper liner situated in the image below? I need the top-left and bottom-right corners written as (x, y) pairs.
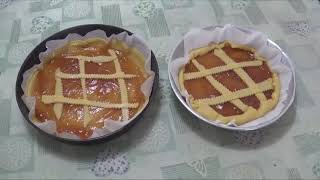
top-left (21, 30), bottom-right (155, 140)
top-left (170, 24), bottom-right (293, 128)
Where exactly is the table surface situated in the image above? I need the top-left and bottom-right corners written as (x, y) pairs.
top-left (1, 0), bottom-right (320, 179)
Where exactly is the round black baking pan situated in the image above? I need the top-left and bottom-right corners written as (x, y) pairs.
top-left (15, 24), bottom-right (159, 144)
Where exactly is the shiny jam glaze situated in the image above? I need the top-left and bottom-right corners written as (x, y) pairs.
top-left (184, 43), bottom-right (273, 117)
top-left (30, 39), bottom-right (147, 139)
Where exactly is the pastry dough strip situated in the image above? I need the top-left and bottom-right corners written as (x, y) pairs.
top-left (66, 54), bottom-right (117, 63)
top-left (111, 50), bottom-right (130, 121)
top-left (53, 76), bottom-right (63, 119)
top-left (56, 71), bottom-right (136, 79)
top-left (184, 60), bottom-right (262, 80)
top-left (78, 60), bottom-right (91, 127)
top-left (42, 95), bottom-right (139, 108)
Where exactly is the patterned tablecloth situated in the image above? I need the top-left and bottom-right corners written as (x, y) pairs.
top-left (0, 0), bottom-right (320, 179)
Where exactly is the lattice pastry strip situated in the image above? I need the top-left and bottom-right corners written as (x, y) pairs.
top-left (113, 52), bottom-right (130, 121)
top-left (56, 70), bottom-right (136, 80)
top-left (184, 60), bottom-right (263, 80)
top-left (78, 60), bottom-right (91, 127)
top-left (42, 95), bottom-right (139, 108)
top-left (66, 54), bottom-right (117, 63)
top-left (53, 76), bottom-right (63, 119)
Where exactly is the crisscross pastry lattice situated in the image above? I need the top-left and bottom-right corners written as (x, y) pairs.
top-left (179, 41), bottom-right (280, 125)
top-left (40, 49), bottom-right (139, 127)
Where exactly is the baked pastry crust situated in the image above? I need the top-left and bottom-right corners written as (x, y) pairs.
top-left (179, 41), bottom-right (280, 125)
top-left (26, 38), bottom-right (149, 138)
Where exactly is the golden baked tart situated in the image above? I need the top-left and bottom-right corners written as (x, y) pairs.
top-left (25, 38), bottom-right (149, 139)
top-left (179, 41), bottom-right (280, 125)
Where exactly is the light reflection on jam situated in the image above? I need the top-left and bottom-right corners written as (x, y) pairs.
top-left (184, 43), bottom-right (274, 117)
top-left (30, 40), bottom-right (147, 139)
